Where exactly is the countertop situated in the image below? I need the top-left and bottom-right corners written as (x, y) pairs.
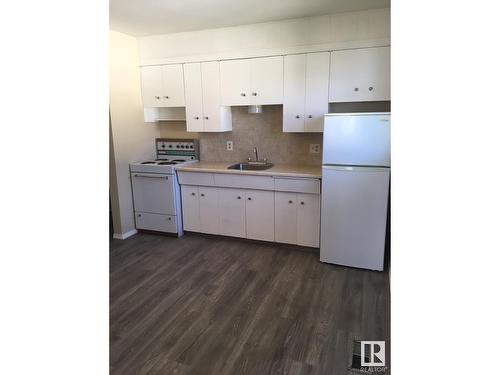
top-left (176, 161), bottom-right (322, 179)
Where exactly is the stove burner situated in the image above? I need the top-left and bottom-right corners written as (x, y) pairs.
top-left (172, 159), bottom-right (185, 162)
top-left (157, 161), bottom-right (176, 165)
top-left (140, 161), bottom-right (156, 164)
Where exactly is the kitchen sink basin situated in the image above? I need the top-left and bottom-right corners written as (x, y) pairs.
top-left (227, 162), bottom-right (274, 171)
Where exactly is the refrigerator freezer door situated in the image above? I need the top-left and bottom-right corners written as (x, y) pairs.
top-left (320, 166), bottom-right (390, 271)
top-left (323, 114), bottom-right (390, 167)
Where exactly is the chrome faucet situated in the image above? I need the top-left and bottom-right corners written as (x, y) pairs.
top-left (253, 147), bottom-right (259, 162)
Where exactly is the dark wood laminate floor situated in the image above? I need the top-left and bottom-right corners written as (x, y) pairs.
top-left (110, 233), bottom-right (390, 375)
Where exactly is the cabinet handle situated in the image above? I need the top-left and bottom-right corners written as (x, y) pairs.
top-left (201, 193), bottom-right (205, 197)
top-left (204, 116), bottom-right (209, 120)
top-left (295, 115), bottom-right (300, 119)
top-left (237, 196), bottom-right (241, 199)
top-left (138, 214), bottom-right (142, 217)
top-left (155, 96), bottom-right (160, 99)
top-left (191, 192), bottom-right (196, 196)
top-left (167, 217), bottom-right (171, 220)
top-left (368, 86), bottom-right (373, 91)
top-left (308, 115), bottom-right (312, 119)
top-left (247, 197), bottom-right (252, 201)
top-left (164, 95), bottom-right (169, 99)
top-left (252, 92), bottom-right (257, 96)
top-left (194, 116), bottom-right (199, 120)
top-left (240, 93), bottom-right (246, 96)
top-left (288, 200), bottom-right (293, 204)
top-left (134, 174), bottom-right (168, 179)
top-left (354, 88), bottom-right (359, 92)
top-left (300, 202), bottom-right (305, 205)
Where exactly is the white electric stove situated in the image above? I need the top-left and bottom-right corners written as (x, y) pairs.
top-left (129, 139), bottom-right (199, 235)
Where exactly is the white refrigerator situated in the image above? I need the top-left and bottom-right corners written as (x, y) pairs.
top-left (320, 113), bottom-right (390, 271)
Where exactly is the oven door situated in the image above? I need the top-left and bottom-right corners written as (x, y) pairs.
top-left (131, 172), bottom-right (176, 215)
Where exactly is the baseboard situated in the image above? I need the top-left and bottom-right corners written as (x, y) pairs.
top-left (113, 229), bottom-right (138, 240)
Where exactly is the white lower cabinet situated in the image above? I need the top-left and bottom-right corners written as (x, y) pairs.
top-left (218, 188), bottom-right (246, 238)
top-left (199, 187), bottom-right (219, 234)
top-left (181, 185), bottom-right (200, 232)
top-left (275, 192), bottom-right (320, 247)
top-left (245, 190), bottom-right (275, 241)
top-left (180, 175), bottom-right (320, 247)
top-left (296, 193), bottom-right (321, 247)
top-left (275, 192), bottom-right (298, 244)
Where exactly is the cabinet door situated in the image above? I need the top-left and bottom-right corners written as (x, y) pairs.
top-left (183, 63), bottom-right (204, 132)
top-left (220, 59), bottom-right (251, 105)
top-left (218, 188), bottom-right (246, 238)
top-left (283, 54), bottom-right (306, 132)
top-left (245, 190), bottom-right (274, 241)
top-left (330, 47), bottom-right (390, 102)
top-left (297, 194), bottom-right (320, 248)
top-left (201, 61), bottom-right (222, 131)
top-left (249, 56), bottom-right (284, 105)
top-left (162, 64), bottom-right (185, 106)
top-left (181, 185), bottom-right (200, 232)
top-left (199, 187), bottom-right (219, 234)
top-left (275, 192), bottom-right (298, 244)
top-left (305, 52), bottom-right (330, 132)
top-left (140, 66), bottom-right (163, 107)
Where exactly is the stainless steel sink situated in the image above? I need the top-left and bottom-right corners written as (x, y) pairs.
top-left (227, 162), bottom-right (274, 171)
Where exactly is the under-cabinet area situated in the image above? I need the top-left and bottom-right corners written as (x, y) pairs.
top-left (177, 170), bottom-right (321, 247)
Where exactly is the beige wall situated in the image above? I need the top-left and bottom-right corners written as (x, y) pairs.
top-left (160, 106), bottom-right (323, 165)
top-left (109, 30), bottom-right (160, 237)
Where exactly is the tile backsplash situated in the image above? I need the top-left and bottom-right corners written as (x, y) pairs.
top-left (159, 105), bottom-right (323, 165)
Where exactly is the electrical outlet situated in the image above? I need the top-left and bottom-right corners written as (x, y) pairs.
top-left (226, 141), bottom-right (233, 151)
top-left (309, 144), bottom-right (321, 154)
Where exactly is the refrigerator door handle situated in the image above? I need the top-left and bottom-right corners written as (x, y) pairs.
top-left (322, 165), bottom-right (390, 172)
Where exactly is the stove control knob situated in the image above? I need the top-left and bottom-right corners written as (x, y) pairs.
top-left (161, 144), bottom-right (165, 148)
top-left (180, 145), bottom-right (185, 148)
top-left (169, 145), bottom-right (172, 148)
top-left (176, 145), bottom-right (180, 148)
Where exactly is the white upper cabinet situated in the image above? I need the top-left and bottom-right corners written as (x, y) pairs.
top-left (220, 59), bottom-right (251, 105)
top-left (283, 54), bottom-right (306, 132)
top-left (329, 46), bottom-right (390, 102)
top-left (220, 56), bottom-right (283, 106)
top-left (249, 56), bottom-right (284, 104)
top-left (283, 52), bottom-right (330, 132)
top-left (304, 52), bottom-right (330, 132)
top-left (162, 64), bottom-right (186, 106)
top-left (140, 66), bottom-right (164, 108)
top-left (140, 64), bottom-right (185, 107)
top-left (183, 63), bottom-right (204, 131)
top-left (184, 61), bottom-right (232, 132)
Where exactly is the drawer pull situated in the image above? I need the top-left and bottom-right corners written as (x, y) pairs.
top-left (201, 193), bottom-right (205, 197)
top-left (288, 200), bottom-right (293, 204)
top-left (247, 197), bottom-right (252, 201)
top-left (191, 192), bottom-right (196, 196)
top-left (300, 202), bottom-right (305, 205)
top-left (237, 196), bottom-right (241, 199)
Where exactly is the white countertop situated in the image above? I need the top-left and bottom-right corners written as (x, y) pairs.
top-left (175, 161), bottom-right (322, 179)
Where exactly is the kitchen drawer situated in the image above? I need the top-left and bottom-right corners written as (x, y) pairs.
top-left (177, 171), bottom-right (214, 186)
top-left (213, 173), bottom-right (274, 190)
top-left (135, 212), bottom-right (178, 233)
top-left (274, 177), bottom-right (320, 194)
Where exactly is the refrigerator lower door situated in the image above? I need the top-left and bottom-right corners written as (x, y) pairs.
top-left (320, 166), bottom-right (390, 271)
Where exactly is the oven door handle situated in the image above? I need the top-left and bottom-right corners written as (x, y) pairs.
top-left (133, 174), bottom-right (169, 179)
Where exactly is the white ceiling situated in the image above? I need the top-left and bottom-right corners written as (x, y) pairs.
top-left (110, 0), bottom-right (390, 37)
